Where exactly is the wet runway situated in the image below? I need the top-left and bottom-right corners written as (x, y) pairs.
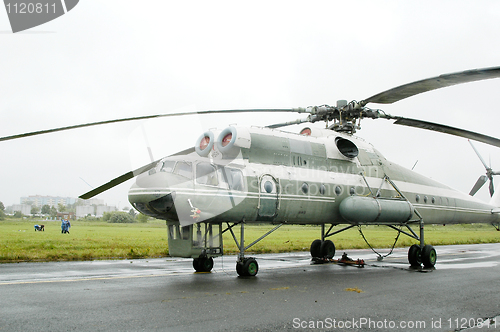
top-left (1, 243), bottom-right (500, 331)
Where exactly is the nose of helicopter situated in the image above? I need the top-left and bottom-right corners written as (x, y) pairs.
top-left (127, 170), bottom-right (180, 220)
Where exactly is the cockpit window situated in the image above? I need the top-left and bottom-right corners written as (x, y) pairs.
top-left (196, 163), bottom-right (218, 186)
top-left (160, 160), bottom-right (176, 173)
top-left (174, 161), bottom-right (192, 179)
top-left (219, 167), bottom-right (244, 191)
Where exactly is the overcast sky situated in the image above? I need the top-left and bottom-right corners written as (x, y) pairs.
top-left (1, 1), bottom-right (500, 209)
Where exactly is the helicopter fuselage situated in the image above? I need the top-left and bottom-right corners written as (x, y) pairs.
top-left (128, 125), bottom-right (500, 229)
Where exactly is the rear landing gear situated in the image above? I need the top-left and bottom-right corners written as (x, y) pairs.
top-left (421, 244), bottom-right (437, 267)
top-left (310, 224), bottom-right (339, 259)
top-left (408, 244), bottom-right (437, 268)
top-left (408, 244), bottom-right (421, 266)
top-left (310, 239), bottom-right (335, 259)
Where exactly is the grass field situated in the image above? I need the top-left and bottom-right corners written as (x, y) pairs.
top-left (1, 218), bottom-right (499, 262)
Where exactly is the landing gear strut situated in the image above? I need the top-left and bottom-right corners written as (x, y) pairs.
top-left (404, 216), bottom-right (437, 268)
top-left (310, 224), bottom-right (339, 259)
top-left (225, 220), bottom-right (283, 277)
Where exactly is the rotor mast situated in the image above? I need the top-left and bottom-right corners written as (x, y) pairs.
top-left (300, 100), bottom-right (392, 134)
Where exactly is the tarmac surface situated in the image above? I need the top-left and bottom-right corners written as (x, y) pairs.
top-left (1, 243), bottom-right (500, 331)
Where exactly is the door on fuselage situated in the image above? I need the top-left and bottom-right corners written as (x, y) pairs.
top-left (258, 175), bottom-right (279, 217)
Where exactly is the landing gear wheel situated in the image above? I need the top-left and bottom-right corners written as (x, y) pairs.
top-left (421, 245), bottom-right (437, 268)
top-left (236, 258), bottom-right (259, 277)
top-left (310, 239), bottom-right (322, 258)
top-left (320, 240), bottom-right (335, 259)
top-left (193, 256), bottom-right (214, 272)
top-left (243, 258), bottom-right (258, 276)
top-left (408, 244), bottom-right (422, 266)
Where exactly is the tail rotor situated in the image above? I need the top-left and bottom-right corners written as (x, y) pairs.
top-left (469, 140), bottom-right (500, 197)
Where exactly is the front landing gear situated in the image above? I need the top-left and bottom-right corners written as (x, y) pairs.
top-left (226, 221), bottom-right (283, 277)
top-left (236, 257), bottom-right (258, 277)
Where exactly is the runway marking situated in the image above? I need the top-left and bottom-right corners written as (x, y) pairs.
top-left (0, 271), bottom-right (193, 286)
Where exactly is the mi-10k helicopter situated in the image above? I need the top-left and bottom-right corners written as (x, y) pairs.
top-left (3, 66), bottom-right (500, 277)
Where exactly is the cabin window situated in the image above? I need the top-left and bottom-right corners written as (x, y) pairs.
top-left (196, 163), bottom-right (218, 186)
top-left (174, 161), bottom-right (193, 179)
top-left (168, 224), bottom-right (178, 240)
top-left (415, 195), bottom-right (420, 203)
top-left (320, 184), bottom-right (326, 195)
top-left (335, 185), bottom-right (342, 196)
top-left (301, 182), bottom-right (309, 194)
top-left (228, 169), bottom-right (244, 191)
top-left (263, 181), bottom-right (274, 193)
top-left (161, 160), bottom-right (176, 173)
top-left (180, 225), bottom-right (191, 240)
top-left (219, 167), bottom-right (244, 191)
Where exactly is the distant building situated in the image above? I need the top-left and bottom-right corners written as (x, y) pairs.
top-left (75, 205), bottom-right (117, 218)
top-left (96, 205), bottom-right (116, 217)
top-left (77, 198), bottom-right (104, 206)
top-left (20, 195), bottom-right (76, 208)
top-left (57, 212), bottom-right (75, 220)
top-left (76, 205), bottom-right (94, 218)
top-left (12, 204), bottom-right (31, 215)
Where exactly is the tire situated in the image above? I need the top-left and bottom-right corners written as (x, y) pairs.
top-left (243, 258), bottom-right (258, 277)
top-left (421, 245), bottom-right (437, 268)
top-left (193, 258), bottom-right (201, 272)
top-left (310, 239), bottom-right (322, 258)
top-left (193, 257), bottom-right (214, 272)
top-left (408, 244), bottom-right (421, 266)
top-left (200, 257), bottom-right (214, 272)
top-left (320, 240), bottom-right (335, 259)
top-left (236, 262), bottom-right (244, 276)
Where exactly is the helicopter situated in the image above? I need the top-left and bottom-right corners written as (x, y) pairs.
top-left (3, 66), bottom-right (500, 277)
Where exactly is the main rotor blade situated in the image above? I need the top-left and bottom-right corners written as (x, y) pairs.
top-left (393, 117), bottom-right (500, 148)
top-left (0, 108), bottom-right (308, 142)
top-left (79, 147), bottom-right (195, 199)
top-left (362, 66), bottom-right (500, 105)
top-left (468, 140), bottom-right (490, 170)
top-left (266, 117), bottom-right (312, 129)
top-left (469, 175), bottom-right (488, 196)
